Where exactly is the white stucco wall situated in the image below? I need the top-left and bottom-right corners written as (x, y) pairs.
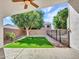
top-left (0, 19), bottom-right (3, 47)
top-left (0, 10), bottom-right (3, 47)
top-left (68, 4), bottom-right (79, 50)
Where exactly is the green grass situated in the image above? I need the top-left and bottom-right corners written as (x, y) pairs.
top-left (4, 37), bottom-right (54, 48)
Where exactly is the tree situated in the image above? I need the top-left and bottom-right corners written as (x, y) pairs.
top-left (25, 10), bottom-right (44, 29)
top-left (11, 10), bottom-right (44, 36)
top-left (53, 8), bottom-right (68, 29)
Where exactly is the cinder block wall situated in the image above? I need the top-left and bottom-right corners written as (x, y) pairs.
top-left (4, 28), bottom-right (26, 39)
top-left (29, 29), bottom-right (47, 35)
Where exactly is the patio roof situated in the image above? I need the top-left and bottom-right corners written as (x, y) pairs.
top-left (0, 0), bottom-right (67, 17)
top-left (69, 0), bottom-right (79, 13)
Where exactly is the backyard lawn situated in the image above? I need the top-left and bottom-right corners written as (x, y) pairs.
top-left (4, 37), bottom-right (54, 48)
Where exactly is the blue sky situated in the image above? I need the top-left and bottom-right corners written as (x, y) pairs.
top-left (3, 16), bottom-right (15, 25)
top-left (3, 2), bottom-right (68, 28)
top-left (41, 2), bottom-right (68, 23)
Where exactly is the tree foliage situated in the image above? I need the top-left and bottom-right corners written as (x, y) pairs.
top-left (11, 10), bottom-right (44, 30)
top-left (53, 8), bottom-right (68, 29)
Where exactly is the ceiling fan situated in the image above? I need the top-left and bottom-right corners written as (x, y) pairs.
top-left (12, 0), bottom-right (39, 9)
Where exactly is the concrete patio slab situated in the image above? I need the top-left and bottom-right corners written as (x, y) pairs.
top-left (4, 48), bottom-right (23, 59)
top-left (4, 48), bottom-right (79, 59)
top-left (0, 48), bottom-right (5, 59)
top-left (16, 48), bottom-right (79, 59)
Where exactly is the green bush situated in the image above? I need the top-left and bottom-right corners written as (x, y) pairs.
top-left (6, 32), bottom-right (16, 41)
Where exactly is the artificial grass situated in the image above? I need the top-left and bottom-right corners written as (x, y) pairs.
top-left (4, 37), bottom-right (54, 48)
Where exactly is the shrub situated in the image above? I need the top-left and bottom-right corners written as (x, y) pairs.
top-left (5, 32), bottom-right (16, 41)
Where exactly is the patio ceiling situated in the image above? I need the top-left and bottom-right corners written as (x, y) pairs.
top-left (0, 0), bottom-right (67, 17)
top-left (69, 0), bottom-right (79, 13)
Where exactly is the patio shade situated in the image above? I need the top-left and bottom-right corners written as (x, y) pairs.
top-left (69, 0), bottom-right (79, 13)
top-left (0, 0), bottom-right (67, 16)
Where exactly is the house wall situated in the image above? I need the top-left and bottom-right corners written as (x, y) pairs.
top-left (68, 4), bottom-right (79, 50)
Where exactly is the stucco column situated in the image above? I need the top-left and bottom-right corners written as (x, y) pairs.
top-left (0, 17), bottom-right (3, 47)
top-left (68, 4), bottom-right (79, 50)
top-left (0, 3), bottom-right (4, 47)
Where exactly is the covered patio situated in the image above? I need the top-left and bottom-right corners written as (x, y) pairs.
top-left (0, 0), bottom-right (79, 59)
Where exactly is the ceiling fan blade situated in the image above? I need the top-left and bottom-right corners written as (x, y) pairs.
top-left (30, 2), bottom-right (39, 8)
top-left (29, 0), bottom-right (32, 2)
top-left (29, 0), bottom-right (39, 8)
top-left (12, 0), bottom-right (23, 2)
top-left (24, 4), bottom-right (28, 9)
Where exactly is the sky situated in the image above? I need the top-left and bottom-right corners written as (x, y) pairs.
top-left (3, 16), bottom-right (15, 25)
top-left (41, 2), bottom-right (68, 23)
top-left (3, 2), bottom-right (68, 29)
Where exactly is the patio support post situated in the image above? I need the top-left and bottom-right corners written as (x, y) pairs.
top-left (56, 29), bottom-right (58, 41)
top-left (59, 29), bottom-right (61, 43)
top-left (67, 28), bottom-right (71, 48)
